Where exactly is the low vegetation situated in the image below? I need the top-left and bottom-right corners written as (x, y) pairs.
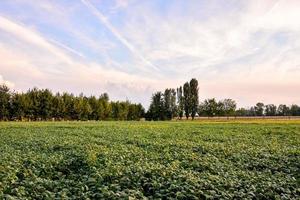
top-left (0, 121), bottom-right (299, 199)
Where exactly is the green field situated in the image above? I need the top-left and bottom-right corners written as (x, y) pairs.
top-left (0, 121), bottom-right (299, 199)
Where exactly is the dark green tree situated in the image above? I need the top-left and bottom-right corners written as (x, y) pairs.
top-left (199, 98), bottom-right (218, 117)
top-left (190, 79), bottom-right (199, 120)
top-left (254, 102), bottom-right (264, 116)
top-left (51, 93), bottom-right (65, 120)
top-left (146, 92), bottom-right (164, 121)
top-left (39, 89), bottom-right (53, 120)
top-left (74, 95), bottom-right (91, 121)
top-left (222, 99), bottom-right (236, 116)
top-left (235, 108), bottom-right (247, 116)
top-left (10, 93), bottom-right (28, 120)
top-left (265, 104), bottom-right (277, 116)
top-left (127, 103), bottom-right (144, 120)
top-left (176, 86), bottom-right (184, 119)
top-left (183, 82), bottom-right (191, 119)
top-left (61, 92), bottom-right (75, 120)
top-left (88, 96), bottom-right (100, 120)
top-left (98, 93), bottom-right (111, 120)
top-left (0, 84), bottom-right (11, 120)
top-left (290, 104), bottom-right (300, 116)
top-left (27, 88), bottom-right (41, 120)
top-left (277, 104), bottom-right (290, 116)
top-left (216, 100), bottom-right (225, 116)
top-left (163, 88), bottom-right (177, 120)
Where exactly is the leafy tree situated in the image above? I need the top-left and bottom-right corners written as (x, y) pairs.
top-left (235, 108), bottom-right (247, 116)
top-left (39, 89), bottom-right (53, 120)
top-left (190, 79), bottom-right (199, 120)
top-left (163, 88), bottom-right (177, 120)
top-left (113, 101), bottom-right (130, 120)
top-left (27, 88), bottom-right (41, 120)
top-left (290, 104), bottom-right (300, 116)
top-left (248, 107), bottom-right (256, 116)
top-left (128, 103), bottom-right (145, 120)
top-left (199, 98), bottom-right (218, 117)
top-left (10, 93), bottom-right (28, 120)
top-left (170, 89), bottom-right (177, 118)
top-left (254, 102), bottom-right (264, 116)
top-left (277, 104), bottom-right (290, 116)
top-left (51, 93), bottom-right (65, 120)
top-left (88, 96), bottom-right (100, 120)
top-left (183, 82), bottom-right (191, 119)
top-left (62, 93), bottom-right (75, 120)
top-left (216, 101), bottom-right (225, 116)
top-left (222, 99), bottom-right (236, 116)
top-left (98, 93), bottom-right (111, 120)
top-left (0, 84), bottom-right (11, 120)
top-left (146, 92), bottom-right (164, 121)
top-left (73, 94), bottom-right (92, 120)
top-left (265, 104), bottom-right (277, 116)
top-left (176, 86), bottom-right (184, 119)
top-left (136, 103), bottom-right (145, 119)
top-left (0, 86), bottom-right (145, 121)
top-left (80, 96), bottom-right (92, 120)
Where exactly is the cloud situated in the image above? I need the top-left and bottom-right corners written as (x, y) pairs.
top-left (0, 15), bottom-right (84, 64)
top-left (110, 0), bottom-right (131, 12)
top-left (0, 74), bottom-right (14, 88)
top-left (0, 13), bottom-right (175, 106)
top-left (81, 0), bottom-right (160, 73)
top-left (0, 0), bottom-right (300, 107)
top-left (119, 0), bottom-right (300, 76)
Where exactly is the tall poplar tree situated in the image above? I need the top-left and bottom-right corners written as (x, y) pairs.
top-left (183, 82), bottom-right (191, 119)
top-left (189, 78), bottom-right (199, 120)
top-left (176, 86), bottom-right (184, 119)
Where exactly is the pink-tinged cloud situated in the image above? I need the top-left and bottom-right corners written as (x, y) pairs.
top-left (0, 0), bottom-right (300, 108)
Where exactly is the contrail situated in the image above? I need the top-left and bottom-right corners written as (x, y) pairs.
top-left (49, 38), bottom-right (86, 59)
top-left (81, 0), bottom-right (159, 72)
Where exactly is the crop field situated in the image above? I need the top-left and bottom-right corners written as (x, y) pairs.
top-left (0, 121), bottom-right (299, 199)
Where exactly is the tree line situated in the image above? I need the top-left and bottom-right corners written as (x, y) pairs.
top-left (1, 79), bottom-right (300, 121)
top-left (0, 85), bottom-right (145, 121)
top-left (145, 79), bottom-right (300, 120)
top-left (235, 102), bottom-right (300, 116)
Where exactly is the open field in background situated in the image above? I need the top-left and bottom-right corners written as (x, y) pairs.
top-left (0, 121), bottom-right (299, 199)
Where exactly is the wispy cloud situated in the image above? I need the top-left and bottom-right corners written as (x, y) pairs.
top-left (0, 11), bottom-right (171, 106)
top-left (81, 0), bottom-right (160, 73)
top-left (0, 15), bottom-right (80, 64)
top-left (0, 0), bottom-right (300, 107)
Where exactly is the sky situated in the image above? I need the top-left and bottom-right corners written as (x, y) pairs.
top-left (0, 0), bottom-right (300, 108)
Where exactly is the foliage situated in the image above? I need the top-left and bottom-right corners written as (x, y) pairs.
top-left (0, 87), bottom-right (144, 121)
top-left (2, 80), bottom-right (300, 121)
top-left (176, 86), bottom-right (184, 119)
top-left (198, 98), bottom-right (218, 116)
top-left (189, 79), bottom-right (199, 120)
top-left (0, 84), bottom-right (11, 120)
top-left (254, 102), bottom-right (265, 116)
top-left (265, 104), bottom-right (277, 116)
top-left (163, 88), bottom-right (177, 120)
top-left (146, 79), bottom-right (198, 120)
top-left (0, 121), bottom-right (299, 199)
top-left (183, 82), bottom-right (191, 119)
top-left (146, 92), bottom-right (164, 121)
top-left (277, 104), bottom-right (290, 116)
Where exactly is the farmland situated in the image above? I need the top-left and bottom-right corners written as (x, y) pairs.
top-left (0, 121), bottom-right (299, 199)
